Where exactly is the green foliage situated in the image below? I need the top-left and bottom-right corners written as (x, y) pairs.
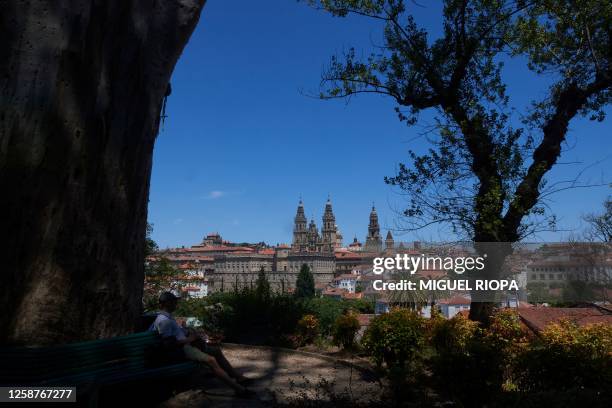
top-left (255, 267), bottom-right (271, 302)
top-left (295, 264), bottom-right (315, 298)
top-left (526, 281), bottom-right (554, 303)
top-left (143, 256), bottom-right (181, 311)
top-left (331, 311), bottom-right (361, 349)
top-left (517, 320), bottom-right (612, 392)
top-left (583, 197), bottom-right (612, 242)
top-left (307, 0), bottom-right (611, 243)
top-left (175, 298), bottom-right (233, 337)
top-left (144, 222), bottom-right (158, 257)
top-left (305, 297), bottom-right (374, 334)
top-left (562, 280), bottom-right (594, 302)
top-left (297, 314), bottom-right (320, 345)
top-left (362, 308), bottom-right (425, 369)
top-left (429, 312), bottom-right (479, 355)
top-left (428, 309), bottom-right (530, 406)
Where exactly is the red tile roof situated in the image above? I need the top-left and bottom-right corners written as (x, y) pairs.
top-left (415, 269), bottom-right (447, 279)
top-left (438, 296), bottom-right (471, 305)
top-left (334, 273), bottom-right (359, 281)
top-left (518, 306), bottom-right (612, 333)
top-left (335, 251), bottom-right (367, 260)
top-left (322, 288), bottom-right (348, 296)
top-left (188, 245), bottom-right (255, 252)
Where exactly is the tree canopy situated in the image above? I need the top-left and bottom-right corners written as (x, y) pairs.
top-left (295, 264), bottom-right (316, 298)
top-left (583, 197), bottom-right (612, 242)
top-left (308, 0), bottom-right (611, 242)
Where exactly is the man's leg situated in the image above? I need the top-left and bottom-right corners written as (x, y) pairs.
top-left (203, 345), bottom-right (245, 380)
top-left (183, 344), bottom-right (246, 393)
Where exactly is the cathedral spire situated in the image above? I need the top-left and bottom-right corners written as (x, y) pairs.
top-left (292, 198), bottom-right (308, 252)
top-left (385, 230), bottom-right (394, 251)
top-left (365, 205), bottom-right (382, 253)
top-left (321, 197), bottom-right (337, 253)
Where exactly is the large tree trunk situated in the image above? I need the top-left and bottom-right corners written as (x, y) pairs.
top-left (0, 0), bottom-right (205, 345)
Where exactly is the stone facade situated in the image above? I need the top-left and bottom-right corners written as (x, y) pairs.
top-left (292, 198), bottom-right (341, 253)
top-left (364, 205), bottom-right (382, 252)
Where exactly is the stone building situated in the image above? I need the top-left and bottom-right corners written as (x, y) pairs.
top-left (385, 231), bottom-right (394, 251)
top-left (364, 205), bottom-right (382, 253)
top-left (292, 198), bottom-right (342, 253)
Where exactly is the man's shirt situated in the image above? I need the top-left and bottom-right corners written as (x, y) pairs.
top-left (149, 311), bottom-right (187, 341)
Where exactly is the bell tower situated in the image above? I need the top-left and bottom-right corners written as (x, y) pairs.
top-left (321, 197), bottom-right (337, 253)
top-left (365, 204), bottom-right (382, 252)
top-left (292, 199), bottom-right (308, 252)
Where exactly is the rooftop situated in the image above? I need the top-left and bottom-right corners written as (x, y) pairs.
top-left (518, 305), bottom-right (612, 333)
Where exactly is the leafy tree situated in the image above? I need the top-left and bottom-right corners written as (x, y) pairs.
top-left (255, 266), bottom-right (271, 302)
top-left (583, 197), bottom-right (612, 242)
top-left (332, 310), bottom-right (361, 349)
top-left (562, 280), bottom-right (594, 303)
top-left (307, 0), bottom-right (611, 323)
top-left (295, 264), bottom-right (316, 298)
top-left (145, 223), bottom-right (159, 258)
top-left (526, 281), bottom-right (552, 303)
top-left (143, 257), bottom-right (182, 310)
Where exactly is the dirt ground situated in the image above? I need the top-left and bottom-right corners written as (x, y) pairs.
top-left (160, 345), bottom-right (382, 407)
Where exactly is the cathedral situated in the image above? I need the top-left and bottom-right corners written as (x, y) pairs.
top-left (292, 199), bottom-right (392, 254)
top-left (292, 198), bottom-right (342, 253)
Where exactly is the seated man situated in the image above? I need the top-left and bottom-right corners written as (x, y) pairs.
top-left (150, 291), bottom-right (254, 397)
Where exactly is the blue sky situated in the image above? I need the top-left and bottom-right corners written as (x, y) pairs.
top-left (148, 0), bottom-right (611, 249)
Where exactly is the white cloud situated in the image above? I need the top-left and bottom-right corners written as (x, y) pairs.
top-left (173, 218), bottom-right (183, 225)
top-left (207, 190), bottom-right (226, 199)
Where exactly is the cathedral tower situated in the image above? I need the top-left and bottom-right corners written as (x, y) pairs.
top-left (307, 218), bottom-right (321, 252)
top-left (321, 198), bottom-right (337, 253)
top-left (385, 231), bottom-right (394, 251)
top-left (365, 205), bottom-right (382, 252)
top-left (292, 199), bottom-right (308, 252)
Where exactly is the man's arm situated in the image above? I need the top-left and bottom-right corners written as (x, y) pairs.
top-left (157, 319), bottom-right (197, 344)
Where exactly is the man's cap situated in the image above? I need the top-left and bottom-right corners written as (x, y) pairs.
top-left (159, 291), bottom-right (180, 303)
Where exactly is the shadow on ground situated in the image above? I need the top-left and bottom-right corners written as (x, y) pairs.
top-left (160, 346), bottom-right (382, 407)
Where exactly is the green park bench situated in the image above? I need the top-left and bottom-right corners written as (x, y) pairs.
top-left (0, 331), bottom-right (198, 404)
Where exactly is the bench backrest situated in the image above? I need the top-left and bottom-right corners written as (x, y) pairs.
top-left (0, 331), bottom-right (160, 385)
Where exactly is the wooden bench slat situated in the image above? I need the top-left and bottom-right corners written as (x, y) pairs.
top-left (0, 331), bottom-right (196, 390)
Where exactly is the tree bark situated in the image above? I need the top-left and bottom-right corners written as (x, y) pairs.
top-left (0, 0), bottom-right (205, 345)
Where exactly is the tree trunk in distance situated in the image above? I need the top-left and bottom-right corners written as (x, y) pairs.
top-left (468, 242), bottom-right (512, 325)
top-left (0, 0), bottom-right (206, 345)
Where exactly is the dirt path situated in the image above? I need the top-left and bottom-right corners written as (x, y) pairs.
top-left (161, 345), bottom-right (382, 407)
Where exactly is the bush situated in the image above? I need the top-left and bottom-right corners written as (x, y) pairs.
top-left (428, 310), bottom-right (527, 407)
top-left (304, 297), bottom-right (373, 335)
top-left (517, 320), bottom-right (612, 392)
top-left (332, 311), bottom-right (361, 349)
top-left (429, 312), bottom-right (478, 355)
top-left (362, 308), bottom-right (425, 369)
top-left (483, 308), bottom-right (530, 388)
top-left (297, 314), bottom-right (320, 344)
